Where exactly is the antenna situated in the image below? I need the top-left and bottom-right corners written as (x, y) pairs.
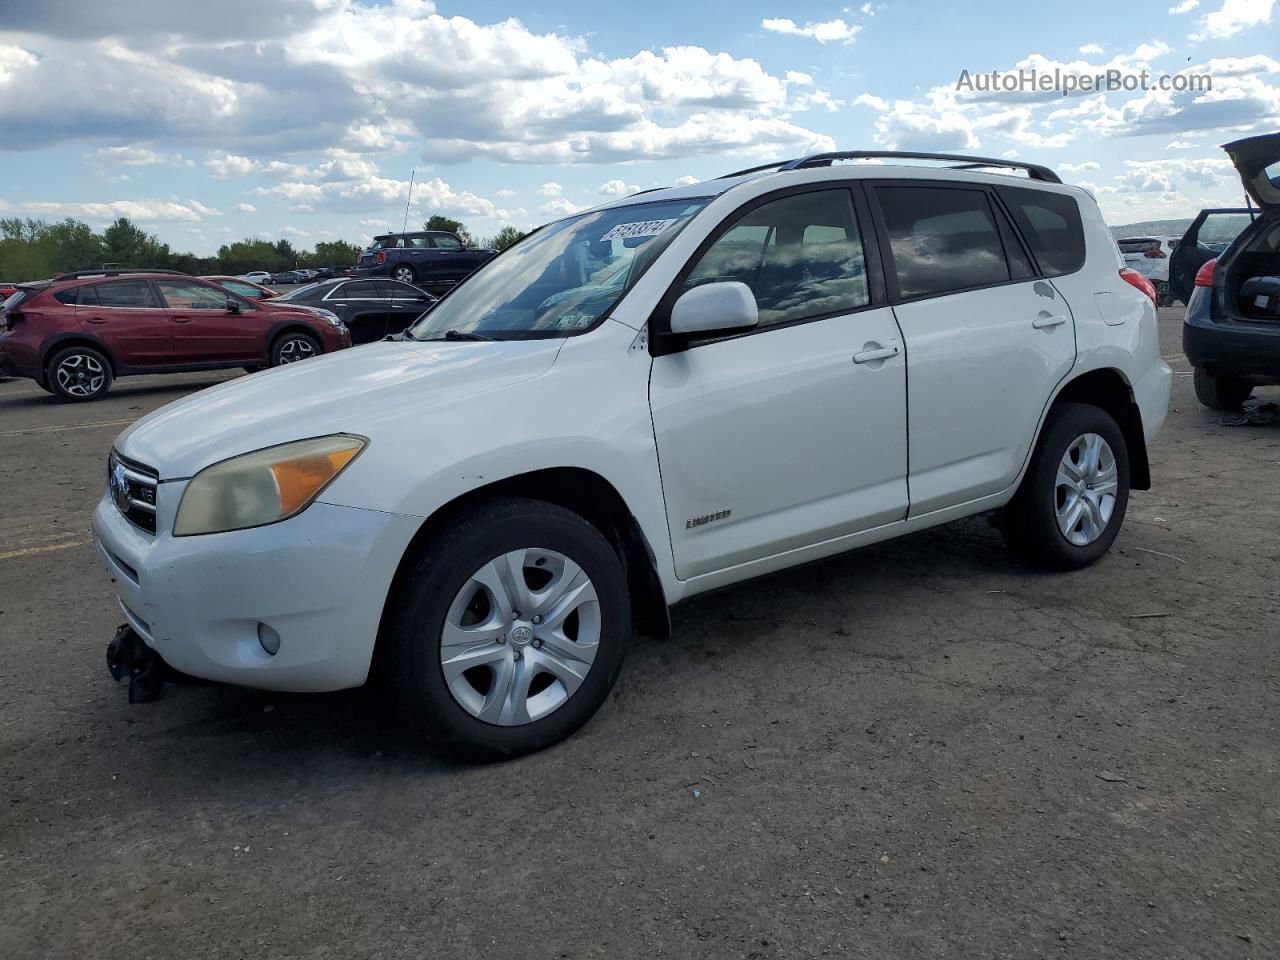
top-left (388, 169), bottom-right (416, 322)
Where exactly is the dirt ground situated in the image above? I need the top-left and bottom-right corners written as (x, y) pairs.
top-left (1, 307), bottom-right (1277, 959)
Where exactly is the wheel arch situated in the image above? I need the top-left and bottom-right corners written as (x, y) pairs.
top-left (41, 333), bottom-right (118, 378)
top-left (371, 466), bottom-right (671, 681)
top-left (267, 322), bottom-right (324, 353)
top-left (1047, 367), bottom-right (1151, 490)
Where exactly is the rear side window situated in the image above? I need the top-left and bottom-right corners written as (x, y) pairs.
top-left (875, 186), bottom-right (1010, 299)
top-left (342, 281), bottom-right (380, 297)
top-left (998, 186), bottom-right (1086, 277)
top-left (93, 280), bottom-right (159, 308)
top-left (682, 188), bottom-right (870, 329)
top-left (432, 234), bottom-right (463, 250)
top-left (54, 289), bottom-right (79, 305)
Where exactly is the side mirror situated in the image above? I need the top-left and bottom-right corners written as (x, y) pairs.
top-left (226, 297), bottom-right (241, 314)
top-left (669, 281), bottom-right (758, 337)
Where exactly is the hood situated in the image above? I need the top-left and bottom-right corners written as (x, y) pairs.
top-left (115, 339), bottom-right (562, 479)
top-left (1223, 132), bottom-right (1280, 210)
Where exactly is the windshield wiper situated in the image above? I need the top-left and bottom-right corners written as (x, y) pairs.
top-left (423, 328), bottom-right (495, 342)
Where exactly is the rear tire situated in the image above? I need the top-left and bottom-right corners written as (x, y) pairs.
top-left (1000, 403), bottom-right (1130, 571)
top-left (1193, 367), bottom-right (1252, 411)
top-left (392, 264), bottom-right (416, 284)
top-left (384, 498), bottom-right (630, 758)
top-left (47, 345), bottom-right (113, 402)
top-left (270, 331), bottom-right (320, 366)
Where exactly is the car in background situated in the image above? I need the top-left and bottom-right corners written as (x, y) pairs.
top-left (1169, 207), bottom-right (1257, 305)
top-left (272, 270), bottom-right (310, 284)
top-left (0, 282), bottom-right (18, 303)
top-left (239, 271), bottom-right (275, 286)
top-left (0, 269), bottom-right (350, 402)
top-left (201, 275), bottom-right (279, 300)
top-left (354, 231), bottom-right (497, 293)
top-left (1117, 236), bottom-right (1178, 305)
top-left (1183, 133), bottom-right (1280, 410)
top-left (273, 277), bottom-right (435, 344)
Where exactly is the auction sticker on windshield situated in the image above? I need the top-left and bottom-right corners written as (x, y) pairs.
top-left (600, 219), bottom-right (677, 242)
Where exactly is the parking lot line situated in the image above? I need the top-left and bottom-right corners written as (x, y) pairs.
top-left (0, 417), bottom-right (137, 439)
top-left (0, 538), bottom-right (93, 561)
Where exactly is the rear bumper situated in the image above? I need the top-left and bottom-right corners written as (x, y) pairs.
top-left (0, 331), bottom-right (41, 379)
top-left (91, 489), bottom-right (420, 692)
top-left (1184, 288), bottom-right (1280, 384)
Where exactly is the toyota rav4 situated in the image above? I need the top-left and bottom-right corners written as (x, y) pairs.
top-left (94, 151), bottom-right (1172, 756)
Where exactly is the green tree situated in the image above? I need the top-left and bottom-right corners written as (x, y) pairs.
top-left (103, 218), bottom-right (164, 267)
top-left (485, 226), bottom-right (527, 251)
top-left (424, 215), bottom-right (474, 247)
top-left (43, 219), bottom-right (105, 273)
top-left (307, 240), bottom-right (363, 268)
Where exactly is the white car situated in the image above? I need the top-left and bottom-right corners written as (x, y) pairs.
top-left (1117, 236), bottom-right (1178, 304)
top-left (238, 271), bottom-right (275, 285)
top-left (94, 150), bottom-right (1172, 756)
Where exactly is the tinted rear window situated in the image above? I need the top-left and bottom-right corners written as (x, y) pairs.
top-left (875, 186), bottom-right (1010, 299)
top-left (997, 186), bottom-right (1086, 277)
top-left (54, 288), bottom-right (79, 305)
top-left (93, 280), bottom-right (159, 308)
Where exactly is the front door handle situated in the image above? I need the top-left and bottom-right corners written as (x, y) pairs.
top-left (171, 316), bottom-right (192, 324)
top-left (85, 316), bottom-right (107, 325)
top-left (1032, 312), bottom-right (1067, 329)
top-left (852, 343), bottom-right (900, 364)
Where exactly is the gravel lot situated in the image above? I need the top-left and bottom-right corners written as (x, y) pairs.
top-left (2, 307), bottom-right (1277, 959)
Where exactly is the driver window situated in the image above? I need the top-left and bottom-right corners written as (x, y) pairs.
top-left (680, 190), bottom-right (869, 329)
top-left (156, 281), bottom-right (228, 310)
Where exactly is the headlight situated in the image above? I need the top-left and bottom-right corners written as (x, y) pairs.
top-left (313, 308), bottom-right (344, 327)
top-left (174, 435), bottom-right (366, 536)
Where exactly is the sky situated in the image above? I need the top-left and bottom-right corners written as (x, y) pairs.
top-left (0, 0), bottom-right (1276, 255)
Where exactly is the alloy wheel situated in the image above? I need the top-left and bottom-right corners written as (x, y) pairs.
top-left (393, 266), bottom-right (414, 283)
top-left (1055, 432), bottom-right (1118, 546)
top-left (277, 337), bottom-right (316, 364)
top-left (439, 548), bottom-right (601, 726)
top-left (55, 353), bottom-right (106, 398)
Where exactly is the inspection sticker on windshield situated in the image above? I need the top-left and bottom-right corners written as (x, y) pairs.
top-left (600, 218), bottom-right (677, 242)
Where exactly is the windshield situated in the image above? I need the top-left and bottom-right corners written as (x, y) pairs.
top-left (409, 198), bottom-right (709, 340)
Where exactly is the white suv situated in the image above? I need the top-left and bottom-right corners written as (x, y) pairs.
top-left (94, 151), bottom-right (1172, 755)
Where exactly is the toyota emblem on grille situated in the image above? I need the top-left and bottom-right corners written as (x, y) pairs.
top-left (110, 459), bottom-right (129, 513)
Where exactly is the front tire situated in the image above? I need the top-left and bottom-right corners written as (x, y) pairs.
top-left (384, 498), bottom-right (630, 758)
top-left (270, 331), bottom-right (320, 366)
top-left (47, 345), bottom-right (113, 402)
top-left (1193, 367), bottom-right (1252, 411)
top-left (1000, 403), bottom-right (1130, 570)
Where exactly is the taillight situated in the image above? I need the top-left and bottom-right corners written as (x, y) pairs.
top-left (1194, 258), bottom-right (1218, 287)
top-left (1119, 267), bottom-right (1158, 307)
top-left (375, 250), bottom-right (386, 265)
top-left (1144, 248), bottom-right (1166, 258)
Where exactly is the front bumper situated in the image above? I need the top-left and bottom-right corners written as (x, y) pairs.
top-left (91, 488), bottom-right (420, 692)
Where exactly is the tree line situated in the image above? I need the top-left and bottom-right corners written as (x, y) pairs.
top-left (0, 215), bottom-right (529, 283)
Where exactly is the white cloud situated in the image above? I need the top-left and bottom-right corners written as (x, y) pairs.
top-left (234, 202), bottom-right (257, 213)
top-left (1170, 0), bottom-right (1200, 12)
top-left (281, 225), bottom-right (309, 237)
top-left (1193, 0), bottom-right (1274, 39)
top-left (537, 181), bottom-right (564, 197)
top-left (672, 175), bottom-right (700, 186)
top-left (87, 146), bottom-right (187, 167)
top-left (598, 178), bottom-right (640, 195)
top-left (1079, 43), bottom-right (1104, 55)
top-left (21, 198), bottom-right (222, 223)
top-left (206, 152), bottom-right (260, 178)
top-left (539, 197), bottom-right (587, 217)
top-left (762, 17), bottom-right (860, 44)
top-left (793, 89), bottom-right (844, 112)
top-left (786, 71), bottom-right (814, 86)
top-left (1060, 161), bottom-right (1101, 173)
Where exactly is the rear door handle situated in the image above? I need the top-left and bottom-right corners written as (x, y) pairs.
top-left (852, 344), bottom-right (900, 364)
top-left (1032, 313), bottom-right (1067, 329)
top-left (171, 316), bottom-right (192, 324)
top-left (85, 316), bottom-right (107, 324)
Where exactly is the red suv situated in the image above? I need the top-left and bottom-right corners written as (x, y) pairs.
top-left (0, 269), bottom-right (351, 402)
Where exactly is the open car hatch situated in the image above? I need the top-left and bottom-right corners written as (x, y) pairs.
top-left (1223, 132), bottom-right (1280, 210)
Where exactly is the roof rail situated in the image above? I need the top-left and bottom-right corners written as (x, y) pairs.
top-left (716, 160), bottom-right (793, 180)
top-left (54, 268), bottom-right (190, 281)
top-left (774, 151), bottom-right (1062, 183)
